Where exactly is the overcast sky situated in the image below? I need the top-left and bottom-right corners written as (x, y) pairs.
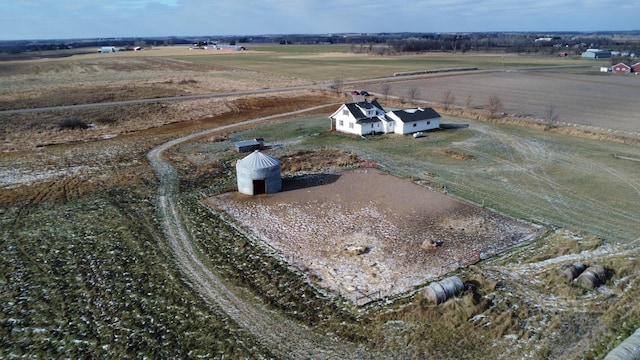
top-left (1, 0), bottom-right (638, 40)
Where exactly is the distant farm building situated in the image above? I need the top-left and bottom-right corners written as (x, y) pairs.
top-left (205, 44), bottom-right (246, 51)
top-left (329, 100), bottom-right (441, 136)
top-left (234, 138), bottom-right (265, 153)
top-left (236, 150), bottom-right (282, 195)
top-left (97, 46), bottom-right (119, 53)
top-left (631, 62), bottom-right (640, 73)
top-left (612, 63), bottom-right (631, 74)
top-left (581, 49), bottom-right (611, 59)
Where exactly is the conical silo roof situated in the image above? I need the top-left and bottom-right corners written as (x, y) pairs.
top-left (236, 150), bottom-right (280, 170)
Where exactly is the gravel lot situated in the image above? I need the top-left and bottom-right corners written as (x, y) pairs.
top-left (208, 168), bottom-right (543, 302)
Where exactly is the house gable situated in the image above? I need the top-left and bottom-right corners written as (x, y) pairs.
top-left (329, 100), bottom-right (385, 136)
top-left (612, 63), bottom-right (631, 73)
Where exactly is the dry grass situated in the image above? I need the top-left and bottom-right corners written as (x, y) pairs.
top-left (3, 48), bottom-right (640, 359)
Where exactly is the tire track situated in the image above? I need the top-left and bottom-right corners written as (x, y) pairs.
top-left (148, 104), bottom-right (373, 359)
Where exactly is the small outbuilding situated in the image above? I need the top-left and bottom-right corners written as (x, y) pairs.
top-left (236, 150), bottom-right (281, 195)
top-left (631, 62), bottom-right (640, 74)
top-left (612, 63), bottom-right (631, 74)
top-left (234, 138), bottom-right (265, 153)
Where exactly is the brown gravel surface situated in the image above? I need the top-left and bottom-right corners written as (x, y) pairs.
top-left (209, 168), bottom-right (543, 302)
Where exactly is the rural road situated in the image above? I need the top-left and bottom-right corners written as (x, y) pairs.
top-left (147, 105), bottom-right (375, 359)
top-left (0, 66), bottom-right (551, 116)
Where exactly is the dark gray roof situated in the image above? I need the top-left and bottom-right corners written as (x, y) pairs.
top-left (388, 107), bottom-right (440, 123)
top-left (344, 100), bottom-right (385, 118)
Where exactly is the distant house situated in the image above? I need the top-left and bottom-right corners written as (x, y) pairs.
top-left (631, 63), bottom-right (640, 74)
top-left (329, 100), bottom-right (441, 136)
top-left (234, 138), bottom-right (265, 152)
top-left (612, 63), bottom-right (631, 74)
top-left (581, 49), bottom-right (611, 59)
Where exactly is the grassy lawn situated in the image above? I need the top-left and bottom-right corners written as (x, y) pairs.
top-left (224, 113), bottom-right (640, 244)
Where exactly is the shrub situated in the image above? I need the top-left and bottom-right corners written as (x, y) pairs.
top-left (59, 118), bottom-right (88, 130)
top-left (95, 116), bottom-right (117, 125)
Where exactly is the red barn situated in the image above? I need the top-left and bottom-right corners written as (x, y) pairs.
top-left (612, 63), bottom-right (631, 73)
top-left (632, 63), bottom-right (640, 74)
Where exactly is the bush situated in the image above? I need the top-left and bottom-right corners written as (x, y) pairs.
top-left (59, 118), bottom-right (88, 130)
top-left (95, 116), bottom-right (117, 125)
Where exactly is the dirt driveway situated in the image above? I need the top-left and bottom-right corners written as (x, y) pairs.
top-left (209, 168), bottom-right (543, 303)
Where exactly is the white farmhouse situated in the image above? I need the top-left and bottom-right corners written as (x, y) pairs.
top-left (329, 100), bottom-right (441, 136)
top-left (385, 108), bottom-right (441, 135)
top-left (329, 100), bottom-right (387, 136)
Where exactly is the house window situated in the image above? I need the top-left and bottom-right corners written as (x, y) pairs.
top-left (339, 120), bottom-right (344, 126)
top-left (371, 124), bottom-right (374, 128)
top-left (343, 109), bottom-right (349, 116)
top-left (413, 123), bottom-right (417, 127)
top-left (427, 120), bottom-right (430, 125)
top-left (349, 122), bottom-right (354, 129)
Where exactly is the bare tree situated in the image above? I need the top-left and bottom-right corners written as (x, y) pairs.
top-left (407, 87), bottom-right (421, 106)
top-left (465, 94), bottom-right (473, 110)
top-left (544, 102), bottom-right (559, 130)
top-left (442, 90), bottom-right (456, 110)
top-left (332, 78), bottom-right (344, 94)
top-left (381, 83), bottom-right (391, 101)
top-left (485, 95), bottom-right (504, 118)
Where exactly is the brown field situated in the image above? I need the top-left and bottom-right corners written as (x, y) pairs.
top-left (364, 70), bottom-right (640, 138)
top-left (208, 168), bottom-right (542, 302)
top-left (3, 48), bottom-right (640, 359)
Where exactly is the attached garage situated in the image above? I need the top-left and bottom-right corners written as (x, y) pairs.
top-left (236, 150), bottom-right (282, 195)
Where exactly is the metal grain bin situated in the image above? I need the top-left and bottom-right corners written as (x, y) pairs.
top-left (236, 150), bottom-right (282, 195)
top-left (575, 265), bottom-right (606, 290)
top-left (424, 276), bottom-right (465, 304)
top-left (604, 327), bottom-right (640, 360)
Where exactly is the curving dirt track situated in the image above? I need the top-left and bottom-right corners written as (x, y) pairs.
top-left (147, 105), bottom-right (374, 359)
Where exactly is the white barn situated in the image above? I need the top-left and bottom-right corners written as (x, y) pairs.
top-left (329, 100), bottom-right (441, 136)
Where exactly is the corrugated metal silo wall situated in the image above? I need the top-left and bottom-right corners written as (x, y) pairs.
top-left (604, 327), bottom-right (640, 360)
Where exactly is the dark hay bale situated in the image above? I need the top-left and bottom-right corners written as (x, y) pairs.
top-left (425, 282), bottom-right (447, 304)
top-left (558, 263), bottom-right (586, 281)
top-left (424, 276), bottom-right (465, 304)
top-left (575, 265), bottom-right (607, 289)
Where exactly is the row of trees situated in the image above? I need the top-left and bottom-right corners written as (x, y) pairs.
top-left (332, 79), bottom-right (560, 129)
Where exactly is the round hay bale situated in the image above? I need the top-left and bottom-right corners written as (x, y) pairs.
top-left (558, 263), bottom-right (586, 281)
top-left (424, 276), bottom-right (465, 304)
top-left (424, 282), bottom-right (447, 304)
top-left (575, 265), bottom-right (606, 289)
top-left (440, 276), bottom-right (465, 298)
